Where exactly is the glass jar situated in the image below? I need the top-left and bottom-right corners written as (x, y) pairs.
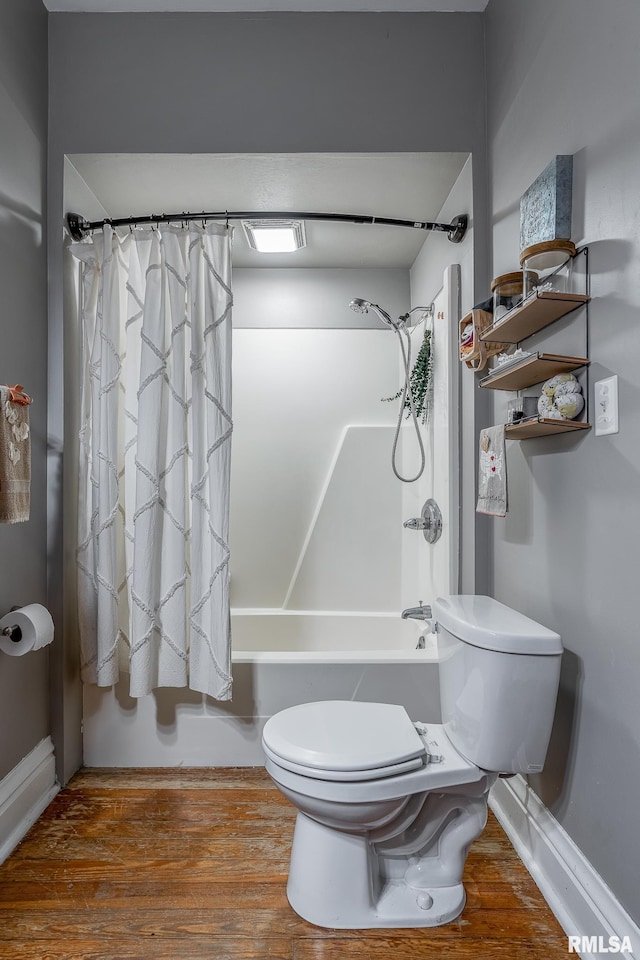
top-left (491, 271), bottom-right (538, 322)
top-left (520, 239), bottom-right (576, 299)
top-left (507, 396), bottom-right (538, 424)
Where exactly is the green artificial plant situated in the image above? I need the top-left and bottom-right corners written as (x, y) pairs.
top-left (382, 327), bottom-right (433, 424)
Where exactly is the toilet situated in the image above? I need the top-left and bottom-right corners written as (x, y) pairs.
top-left (262, 595), bottom-right (562, 929)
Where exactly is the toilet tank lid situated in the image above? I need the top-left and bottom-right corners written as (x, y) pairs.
top-left (433, 596), bottom-right (562, 655)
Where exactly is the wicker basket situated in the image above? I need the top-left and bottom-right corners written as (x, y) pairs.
top-left (459, 309), bottom-right (510, 371)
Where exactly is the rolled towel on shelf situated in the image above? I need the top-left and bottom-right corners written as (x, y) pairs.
top-left (541, 373), bottom-right (581, 397)
top-left (553, 379), bottom-right (582, 396)
top-left (537, 394), bottom-right (566, 420)
top-left (538, 373), bottom-right (584, 421)
top-left (555, 392), bottom-right (584, 419)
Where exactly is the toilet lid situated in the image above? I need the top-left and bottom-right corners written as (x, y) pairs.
top-left (262, 701), bottom-right (426, 776)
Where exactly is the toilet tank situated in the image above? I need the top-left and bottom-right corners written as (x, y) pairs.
top-left (433, 596), bottom-right (562, 774)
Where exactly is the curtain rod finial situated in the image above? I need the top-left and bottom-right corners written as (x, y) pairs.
top-left (66, 212), bottom-right (90, 241)
top-left (448, 214), bottom-right (468, 243)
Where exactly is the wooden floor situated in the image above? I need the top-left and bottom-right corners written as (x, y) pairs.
top-left (0, 768), bottom-right (568, 959)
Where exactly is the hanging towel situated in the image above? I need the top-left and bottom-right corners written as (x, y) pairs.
top-left (476, 424), bottom-right (507, 517)
top-left (0, 385), bottom-right (32, 523)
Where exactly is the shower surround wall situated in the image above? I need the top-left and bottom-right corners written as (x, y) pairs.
top-left (48, 10), bottom-right (489, 777)
top-left (401, 156), bottom-right (475, 609)
top-left (230, 266), bottom-right (410, 615)
top-left (231, 334), bottom-right (402, 614)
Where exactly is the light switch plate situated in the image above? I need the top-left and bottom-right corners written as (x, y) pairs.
top-left (594, 375), bottom-right (619, 436)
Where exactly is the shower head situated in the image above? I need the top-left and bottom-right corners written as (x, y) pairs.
top-left (349, 298), bottom-right (396, 328)
top-left (349, 298), bottom-right (370, 315)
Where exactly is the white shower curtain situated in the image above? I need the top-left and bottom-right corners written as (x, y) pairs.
top-left (72, 223), bottom-right (233, 699)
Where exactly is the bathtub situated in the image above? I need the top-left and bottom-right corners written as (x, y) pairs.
top-left (231, 609), bottom-right (436, 660)
top-left (229, 610), bottom-right (441, 756)
top-left (83, 610), bottom-right (441, 767)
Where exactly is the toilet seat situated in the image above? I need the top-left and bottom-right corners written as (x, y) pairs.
top-left (264, 720), bottom-right (486, 807)
top-left (262, 741), bottom-right (425, 781)
top-left (262, 701), bottom-right (427, 782)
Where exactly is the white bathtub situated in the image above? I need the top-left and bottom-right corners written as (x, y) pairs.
top-left (228, 610), bottom-right (441, 743)
top-left (231, 609), bottom-right (436, 661)
top-left (83, 611), bottom-right (441, 767)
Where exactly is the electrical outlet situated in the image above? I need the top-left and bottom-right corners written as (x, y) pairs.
top-left (594, 375), bottom-right (619, 436)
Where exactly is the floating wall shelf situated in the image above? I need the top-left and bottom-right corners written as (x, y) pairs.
top-left (480, 352), bottom-right (590, 392)
top-left (505, 418), bottom-right (591, 440)
top-left (480, 291), bottom-right (590, 344)
top-left (476, 247), bottom-right (591, 442)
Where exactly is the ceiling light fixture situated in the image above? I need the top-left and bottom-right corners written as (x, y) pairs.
top-left (242, 218), bottom-right (306, 254)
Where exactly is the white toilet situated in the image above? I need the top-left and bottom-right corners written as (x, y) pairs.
top-left (262, 595), bottom-right (562, 929)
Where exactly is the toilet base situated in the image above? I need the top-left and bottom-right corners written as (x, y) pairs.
top-left (289, 876), bottom-right (466, 929)
top-left (369, 880), bottom-right (465, 928)
top-left (287, 812), bottom-right (467, 929)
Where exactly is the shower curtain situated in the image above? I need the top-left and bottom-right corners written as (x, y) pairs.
top-left (71, 223), bottom-right (233, 699)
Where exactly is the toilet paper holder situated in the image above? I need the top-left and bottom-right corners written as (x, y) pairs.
top-left (1, 624), bottom-right (22, 644)
top-left (1, 606), bottom-right (24, 644)
top-left (0, 603), bottom-right (54, 657)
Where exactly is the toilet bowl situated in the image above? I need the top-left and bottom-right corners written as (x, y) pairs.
top-left (264, 701), bottom-right (493, 927)
top-left (262, 596), bottom-right (562, 929)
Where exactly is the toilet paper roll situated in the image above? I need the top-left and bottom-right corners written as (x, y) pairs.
top-left (0, 604), bottom-right (54, 656)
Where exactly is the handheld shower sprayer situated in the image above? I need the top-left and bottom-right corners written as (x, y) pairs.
top-left (348, 297), bottom-right (369, 314)
top-left (349, 298), bottom-right (398, 329)
top-left (349, 299), bottom-right (433, 330)
top-left (349, 297), bottom-right (432, 483)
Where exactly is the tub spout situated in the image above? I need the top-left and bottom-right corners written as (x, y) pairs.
top-left (401, 602), bottom-right (432, 621)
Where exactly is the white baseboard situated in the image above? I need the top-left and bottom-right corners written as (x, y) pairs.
top-left (0, 737), bottom-right (59, 863)
top-left (490, 776), bottom-right (640, 960)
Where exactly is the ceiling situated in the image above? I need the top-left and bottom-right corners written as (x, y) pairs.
top-left (67, 152), bottom-right (469, 268)
top-left (44, 1), bottom-right (488, 12)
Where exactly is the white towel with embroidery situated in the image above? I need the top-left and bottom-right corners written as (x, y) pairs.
top-left (477, 424), bottom-right (507, 517)
top-left (0, 386), bottom-right (31, 523)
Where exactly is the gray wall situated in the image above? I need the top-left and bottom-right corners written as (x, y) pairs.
top-left (486, 0), bottom-right (640, 921)
top-left (49, 13), bottom-right (485, 154)
top-left (0, 0), bottom-right (50, 780)
top-left (48, 10), bottom-right (489, 781)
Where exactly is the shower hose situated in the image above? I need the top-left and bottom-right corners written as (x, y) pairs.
top-left (390, 323), bottom-right (426, 483)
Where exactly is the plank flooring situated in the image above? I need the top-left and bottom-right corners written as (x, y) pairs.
top-left (0, 768), bottom-right (568, 959)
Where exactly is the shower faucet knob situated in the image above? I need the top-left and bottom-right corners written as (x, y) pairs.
top-left (403, 517), bottom-right (428, 531)
top-left (402, 499), bottom-right (443, 544)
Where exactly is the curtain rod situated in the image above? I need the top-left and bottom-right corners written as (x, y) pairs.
top-left (66, 211), bottom-right (468, 243)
